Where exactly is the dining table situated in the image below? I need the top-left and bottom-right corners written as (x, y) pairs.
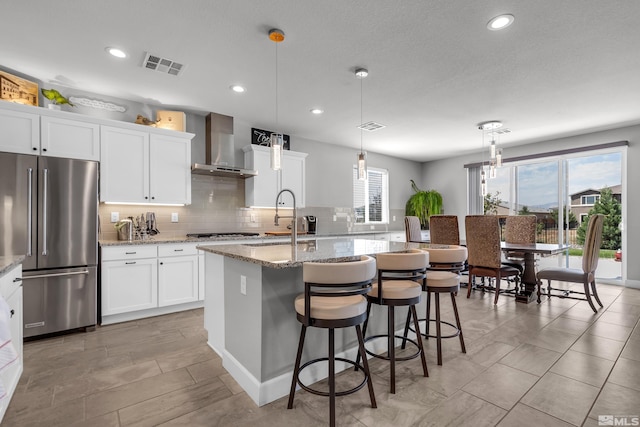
top-left (501, 242), bottom-right (570, 303)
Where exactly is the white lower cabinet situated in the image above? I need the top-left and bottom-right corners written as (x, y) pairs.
top-left (0, 264), bottom-right (23, 423)
top-left (158, 244), bottom-right (199, 307)
top-left (101, 243), bottom-right (204, 323)
top-left (101, 257), bottom-right (158, 315)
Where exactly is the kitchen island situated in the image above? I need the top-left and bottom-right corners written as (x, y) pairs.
top-left (198, 238), bottom-right (420, 406)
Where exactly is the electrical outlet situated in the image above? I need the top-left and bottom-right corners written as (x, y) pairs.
top-left (240, 275), bottom-right (247, 295)
top-left (250, 213), bottom-right (256, 222)
top-left (110, 212), bottom-right (119, 222)
top-left (333, 215), bottom-right (337, 222)
top-left (393, 215), bottom-right (396, 221)
top-left (171, 213), bottom-right (179, 223)
top-left (370, 225), bottom-right (375, 230)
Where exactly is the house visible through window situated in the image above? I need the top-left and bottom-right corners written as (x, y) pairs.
top-left (353, 166), bottom-right (389, 224)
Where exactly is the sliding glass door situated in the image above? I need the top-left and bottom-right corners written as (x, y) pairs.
top-left (483, 148), bottom-right (623, 284)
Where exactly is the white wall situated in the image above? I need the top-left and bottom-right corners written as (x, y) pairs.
top-left (421, 124), bottom-right (640, 285)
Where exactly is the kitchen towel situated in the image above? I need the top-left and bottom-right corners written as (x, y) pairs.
top-left (0, 295), bottom-right (18, 401)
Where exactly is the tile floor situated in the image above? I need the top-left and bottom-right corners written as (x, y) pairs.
top-left (4, 282), bottom-right (640, 426)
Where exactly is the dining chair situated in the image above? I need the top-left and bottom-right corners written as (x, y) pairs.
top-left (404, 216), bottom-right (426, 243)
top-left (465, 215), bottom-right (520, 304)
top-left (536, 214), bottom-right (605, 312)
top-left (502, 215), bottom-right (537, 275)
top-left (429, 215), bottom-right (460, 245)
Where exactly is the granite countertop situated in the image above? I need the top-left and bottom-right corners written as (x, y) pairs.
top-left (99, 230), bottom-right (405, 247)
top-left (0, 255), bottom-right (25, 276)
top-left (197, 238), bottom-right (420, 269)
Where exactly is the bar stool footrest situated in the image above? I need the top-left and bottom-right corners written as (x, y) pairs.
top-left (363, 334), bottom-right (422, 362)
top-left (410, 318), bottom-right (461, 339)
top-left (296, 357), bottom-right (370, 397)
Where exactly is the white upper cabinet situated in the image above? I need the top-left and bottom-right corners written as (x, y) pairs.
top-left (149, 134), bottom-right (192, 205)
top-left (243, 145), bottom-right (307, 208)
top-left (100, 126), bottom-right (150, 203)
top-left (41, 116), bottom-right (100, 161)
top-left (0, 103), bottom-right (99, 160)
top-left (100, 126), bottom-right (192, 204)
top-left (0, 107), bottom-right (39, 154)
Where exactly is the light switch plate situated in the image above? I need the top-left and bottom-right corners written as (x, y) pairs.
top-left (171, 213), bottom-right (179, 222)
top-left (110, 212), bottom-right (119, 222)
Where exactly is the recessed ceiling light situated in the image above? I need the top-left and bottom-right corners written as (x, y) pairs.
top-left (310, 108), bottom-right (324, 115)
top-left (487, 14), bottom-right (514, 31)
top-left (230, 85), bottom-right (245, 93)
top-left (106, 47), bottom-right (127, 58)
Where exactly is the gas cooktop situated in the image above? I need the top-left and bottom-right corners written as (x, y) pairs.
top-left (186, 232), bottom-right (260, 238)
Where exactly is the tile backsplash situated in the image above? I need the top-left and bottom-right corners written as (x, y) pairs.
top-left (98, 174), bottom-right (404, 240)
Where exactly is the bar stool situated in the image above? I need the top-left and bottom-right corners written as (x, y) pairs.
top-left (287, 255), bottom-right (377, 427)
top-left (403, 245), bottom-right (467, 365)
top-left (356, 249), bottom-right (429, 394)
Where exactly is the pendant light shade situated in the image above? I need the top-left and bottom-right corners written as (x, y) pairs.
top-left (356, 68), bottom-right (368, 181)
top-left (270, 133), bottom-right (283, 170)
top-left (357, 151), bottom-right (367, 180)
top-left (269, 29), bottom-right (285, 171)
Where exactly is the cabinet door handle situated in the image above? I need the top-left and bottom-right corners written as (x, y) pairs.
top-left (125, 261), bottom-right (136, 265)
top-left (10, 309), bottom-right (14, 318)
top-left (13, 277), bottom-right (22, 282)
top-left (174, 249), bottom-right (184, 252)
top-left (125, 252), bottom-right (137, 254)
top-left (160, 262), bottom-right (164, 265)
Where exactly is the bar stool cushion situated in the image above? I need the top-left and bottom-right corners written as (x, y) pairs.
top-left (370, 280), bottom-right (422, 299)
top-left (426, 271), bottom-right (460, 289)
top-left (424, 246), bottom-right (467, 264)
top-left (294, 294), bottom-right (367, 320)
top-left (303, 255), bottom-right (377, 284)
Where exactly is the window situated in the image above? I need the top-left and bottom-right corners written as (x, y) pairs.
top-left (580, 194), bottom-right (600, 205)
top-left (353, 166), bottom-right (389, 224)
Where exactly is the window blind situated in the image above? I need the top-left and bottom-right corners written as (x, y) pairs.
top-left (353, 166), bottom-right (389, 223)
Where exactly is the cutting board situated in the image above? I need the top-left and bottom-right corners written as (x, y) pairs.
top-left (264, 231), bottom-right (308, 236)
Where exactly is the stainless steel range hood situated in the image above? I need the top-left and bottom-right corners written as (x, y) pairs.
top-left (191, 112), bottom-right (257, 178)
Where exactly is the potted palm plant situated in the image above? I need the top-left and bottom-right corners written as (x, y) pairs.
top-left (405, 179), bottom-right (443, 229)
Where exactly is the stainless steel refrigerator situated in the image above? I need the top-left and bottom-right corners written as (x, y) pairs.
top-left (0, 152), bottom-right (98, 338)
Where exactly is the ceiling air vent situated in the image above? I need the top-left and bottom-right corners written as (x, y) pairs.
top-left (142, 52), bottom-right (185, 76)
top-left (358, 121), bottom-right (386, 132)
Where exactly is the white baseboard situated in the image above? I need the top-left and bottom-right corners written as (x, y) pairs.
top-left (221, 326), bottom-right (418, 407)
top-left (625, 279), bottom-right (640, 289)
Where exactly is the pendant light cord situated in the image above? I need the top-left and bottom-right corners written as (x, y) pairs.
top-left (360, 74), bottom-right (363, 153)
top-left (275, 41), bottom-right (279, 131)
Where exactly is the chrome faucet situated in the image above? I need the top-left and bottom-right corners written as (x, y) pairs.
top-left (274, 188), bottom-right (297, 247)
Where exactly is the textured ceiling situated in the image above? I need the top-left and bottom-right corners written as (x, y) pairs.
top-left (2, 0), bottom-right (640, 161)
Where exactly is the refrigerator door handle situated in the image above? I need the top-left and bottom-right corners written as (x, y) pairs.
top-left (22, 270), bottom-right (90, 280)
top-left (42, 168), bottom-right (48, 256)
top-left (27, 167), bottom-right (33, 257)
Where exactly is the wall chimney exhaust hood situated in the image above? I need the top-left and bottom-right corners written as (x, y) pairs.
top-left (191, 112), bottom-right (257, 178)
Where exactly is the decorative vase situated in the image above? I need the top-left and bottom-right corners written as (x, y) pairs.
top-left (47, 104), bottom-right (61, 110)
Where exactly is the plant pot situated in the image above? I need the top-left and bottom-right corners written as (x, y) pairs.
top-left (47, 104), bottom-right (61, 110)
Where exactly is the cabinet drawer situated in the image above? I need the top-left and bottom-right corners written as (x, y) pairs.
top-left (158, 243), bottom-right (199, 257)
top-left (101, 245), bottom-right (158, 261)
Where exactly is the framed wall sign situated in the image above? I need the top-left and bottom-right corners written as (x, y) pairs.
top-left (0, 70), bottom-right (39, 106)
top-left (251, 127), bottom-right (290, 150)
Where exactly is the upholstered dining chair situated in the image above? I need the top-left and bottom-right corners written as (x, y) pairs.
top-left (502, 215), bottom-right (537, 274)
top-left (465, 215), bottom-right (520, 304)
top-left (404, 216), bottom-right (426, 243)
top-left (536, 214), bottom-right (605, 313)
top-left (429, 215), bottom-right (461, 245)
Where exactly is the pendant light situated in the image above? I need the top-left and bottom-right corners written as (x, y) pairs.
top-left (356, 68), bottom-right (369, 180)
top-left (478, 120), bottom-right (503, 185)
top-left (269, 29), bottom-right (285, 171)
